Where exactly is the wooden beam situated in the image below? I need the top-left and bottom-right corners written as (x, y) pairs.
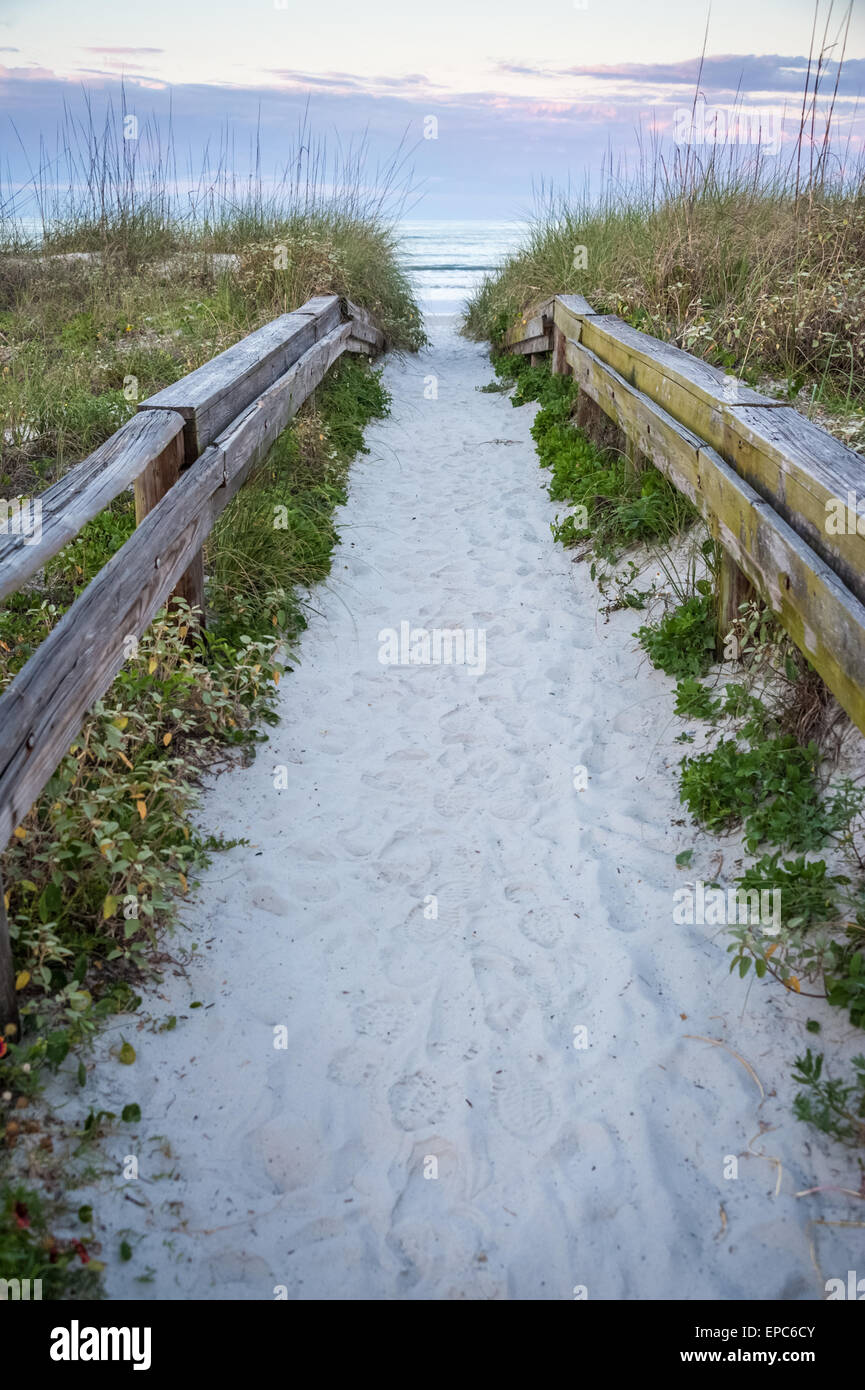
top-left (509, 334), bottom-right (551, 356)
top-left (137, 295), bottom-right (341, 457)
top-left (504, 297), bottom-right (555, 349)
top-left (552, 294), bottom-right (601, 344)
top-left (0, 410), bottom-right (185, 603)
top-left (342, 299), bottom-right (385, 353)
top-left (558, 297), bottom-right (865, 608)
top-left (568, 335), bottom-right (865, 734)
top-left (210, 323), bottom-right (352, 519)
top-left (0, 323), bottom-right (356, 849)
top-left (0, 448), bottom-right (223, 849)
top-left (720, 404), bottom-right (865, 608)
top-left (577, 313), bottom-right (783, 438)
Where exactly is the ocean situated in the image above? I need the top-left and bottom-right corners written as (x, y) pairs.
top-left (398, 219), bottom-right (527, 318)
top-left (6, 213), bottom-right (526, 322)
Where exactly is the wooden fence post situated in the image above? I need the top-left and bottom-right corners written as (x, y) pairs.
top-left (716, 547), bottom-right (753, 659)
top-left (0, 871), bottom-right (20, 1047)
top-left (133, 430), bottom-right (205, 621)
top-left (624, 436), bottom-right (648, 481)
top-left (551, 325), bottom-right (567, 376)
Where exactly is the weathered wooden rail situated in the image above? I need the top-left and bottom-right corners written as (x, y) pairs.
top-left (506, 294), bottom-right (865, 737)
top-left (0, 294), bottom-right (385, 1038)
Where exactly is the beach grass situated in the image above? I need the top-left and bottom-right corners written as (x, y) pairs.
top-left (465, 44), bottom-right (865, 443)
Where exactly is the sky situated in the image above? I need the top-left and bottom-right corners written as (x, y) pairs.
top-left (1, 0), bottom-right (863, 219)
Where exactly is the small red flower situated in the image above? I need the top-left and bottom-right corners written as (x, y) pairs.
top-left (0, 1038), bottom-right (7, 1059)
top-left (13, 1202), bottom-right (29, 1229)
top-left (73, 1241), bottom-right (89, 1265)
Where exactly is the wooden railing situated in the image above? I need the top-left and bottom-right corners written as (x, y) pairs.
top-left (0, 294), bottom-right (385, 1037)
top-left (506, 294), bottom-right (865, 737)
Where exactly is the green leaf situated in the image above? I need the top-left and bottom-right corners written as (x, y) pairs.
top-left (121, 1103), bottom-right (141, 1123)
top-left (676, 849), bottom-right (694, 867)
top-left (45, 1030), bottom-right (70, 1068)
top-left (38, 881), bottom-right (62, 924)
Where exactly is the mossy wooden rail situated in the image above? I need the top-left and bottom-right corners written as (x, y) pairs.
top-left (506, 294), bottom-right (865, 737)
top-left (0, 294), bottom-right (385, 1040)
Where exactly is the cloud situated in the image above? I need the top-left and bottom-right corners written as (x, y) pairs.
top-left (1, 59), bottom-right (862, 221)
top-left (499, 53), bottom-right (865, 99)
top-left (77, 65), bottom-right (156, 76)
top-left (267, 69), bottom-right (368, 91)
top-left (497, 64), bottom-right (543, 77)
top-left (265, 68), bottom-right (441, 97)
top-left (81, 47), bottom-right (165, 55)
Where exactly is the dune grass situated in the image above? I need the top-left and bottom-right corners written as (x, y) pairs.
top-left (0, 101), bottom-right (423, 497)
top-left (465, 29), bottom-right (865, 438)
top-left (466, 180), bottom-right (865, 425)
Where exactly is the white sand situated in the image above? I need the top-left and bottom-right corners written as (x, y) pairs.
top-left (59, 316), bottom-right (862, 1300)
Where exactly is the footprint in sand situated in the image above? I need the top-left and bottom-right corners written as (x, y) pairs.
top-left (388, 1070), bottom-right (455, 1130)
top-left (433, 780), bottom-right (479, 820)
top-left (279, 871), bottom-right (341, 905)
top-left (399, 902), bottom-right (454, 945)
top-left (352, 998), bottom-right (413, 1043)
top-left (376, 835), bottom-right (434, 886)
top-left (337, 823), bottom-right (383, 859)
top-left (246, 885), bottom-right (293, 918)
top-left (487, 783), bottom-right (535, 821)
top-left (505, 887), bottom-right (567, 949)
top-left (491, 1069), bottom-right (554, 1137)
top-left (327, 1047), bottom-right (379, 1088)
top-left (425, 975), bottom-right (480, 1064)
top-left (520, 906), bottom-right (565, 948)
top-left (471, 948), bottom-right (530, 1033)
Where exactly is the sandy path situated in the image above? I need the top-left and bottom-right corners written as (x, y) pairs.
top-left (72, 316), bottom-right (858, 1300)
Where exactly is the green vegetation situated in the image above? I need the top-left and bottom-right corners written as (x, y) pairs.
top-left (637, 591), bottom-right (716, 680)
top-left (678, 734), bottom-right (832, 849)
top-left (792, 1050), bottom-right (865, 1149)
top-left (491, 352), bottom-right (694, 563)
top-left (0, 1182), bottom-right (103, 1298)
